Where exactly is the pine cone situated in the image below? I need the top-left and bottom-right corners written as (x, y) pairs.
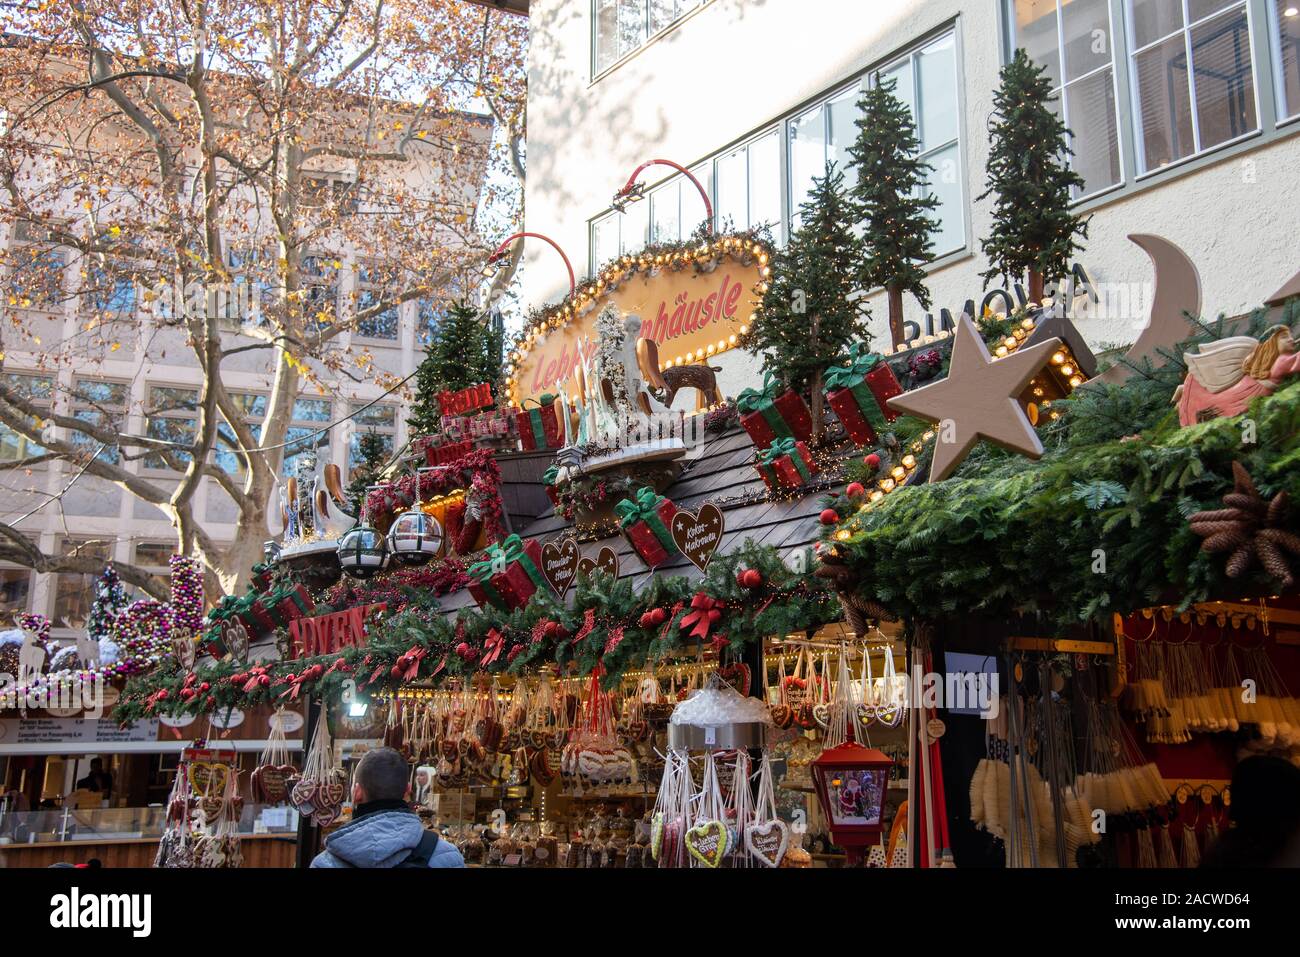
top-left (1189, 462), bottom-right (1296, 587)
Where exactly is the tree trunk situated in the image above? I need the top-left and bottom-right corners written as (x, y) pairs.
top-left (810, 369), bottom-right (825, 448)
top-left (1028, 270), bottom-right (1045, 304)
top-left (888, 285), bottom-right (905, 348)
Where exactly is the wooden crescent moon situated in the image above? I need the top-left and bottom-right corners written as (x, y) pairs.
top-left (1092, 234), bottom-right (1202, 385)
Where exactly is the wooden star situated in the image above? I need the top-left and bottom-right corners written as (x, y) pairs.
top-left (887, 315), bottom-right (1062, 482)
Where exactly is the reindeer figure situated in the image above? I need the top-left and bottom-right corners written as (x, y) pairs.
top-left (75, 631), bottom-right (100, 670)
top-left (635, 337), bottom-right (723, 410)
top-left (17, 627), bottom-right (46, 687)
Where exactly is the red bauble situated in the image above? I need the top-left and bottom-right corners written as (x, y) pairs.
top-left (543, 621), bottom-right (560, 639)
top-left (649, 607), bottom-right (669, 626)
top-left (638, 612), bottom-right (653, 629)
top-left (864, 453), bottom-right (881, 470)
top-left (819, 508), bottom-right (839, 526)
top-left (740, 568), bottom-right (764, 589)
top-left (845, 482), bottom-right (865, 497)
top-left (455, 641), bottom-right (477, 661)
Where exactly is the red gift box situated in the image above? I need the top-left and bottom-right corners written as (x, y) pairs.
top-left (620, 497), bottom-right (678, 569)
top-left (516, 397), bottom-right (563, 451)
top-left (240, 601), bottom-right (277, 636)
top-left (424, 439), bottom-right (474, 466)
top-left (546, 487), bottom-right (560, 507)
top-left (739, 389), bottom-right (812, 450)
top-left (495, 538), bottom-right (545, 609)
top-left (824, 352), bottom-right (902, 447)
top-left (755, 440), bottom-right (820, 493)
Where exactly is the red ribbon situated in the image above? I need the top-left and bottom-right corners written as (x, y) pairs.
top-left (603, 626), bottom-right (625, 656)
top-left (481, 629), bottom-right (505, 667)
top-left (679, 593), bottom-right (725, 641)
top-left (574, 608), bottom-right (597, 645)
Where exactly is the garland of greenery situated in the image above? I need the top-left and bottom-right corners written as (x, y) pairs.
top-left (113, 540), bottom-right (839, 723)
top-left (821, 305), bottom-right (1300, 627)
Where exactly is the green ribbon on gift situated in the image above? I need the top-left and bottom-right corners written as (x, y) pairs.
top-left (468, 534), bottom-right (547, 605)
top-left (824, 343), bottom-right (889, 436)
top-left (613, 487), bottom-right (675, 553)
top-left (520, 395), bottom-right (556, 449)
top-left (467, 555), bottom-right (508, 608)
top-left (758, 437), bottom-right (813, 484)
top-left (735, 371), bottom-right (794, 442)
top-left (541, 466), bottom-right (559, 487)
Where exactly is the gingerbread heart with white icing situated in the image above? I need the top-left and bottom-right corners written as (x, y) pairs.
top-left (744, 819), bottom-right (789, 868)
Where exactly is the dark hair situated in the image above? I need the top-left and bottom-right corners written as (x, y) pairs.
top-left (353, 747), bottom-right (409, 803)
top-left (1229, 756), bottom-right (1300, 837)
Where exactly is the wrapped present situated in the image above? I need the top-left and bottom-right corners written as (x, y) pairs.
top-left (240, 598), bottom-right (278, 636)
top-left (467, 535), bottom-right (546, 611)
top-left (755, 438), bottom-right (820, 493)
top-left (470, 408), bottom-right (514, 440)
top-left (736, 371), bottom-right (812, 450)
top-left (542, 466), bottom-right (561, 507)
top-left (614, 487), bottom-right (678, 568)
top-left (516, 394), bottom-right (563, 451)
top-left (824, 343), bottom-right (902, 447)
top-left (269, 583), bottom-right (315, 626)
top-left (249, 562), bottom-right (275, 592)
top-left (439, 415), bottom-right (472, 442)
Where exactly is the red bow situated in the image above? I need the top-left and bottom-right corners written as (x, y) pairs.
top-left (603, 626), bottom-right (625, 656)
top-left (481, 629), bottom-right (505, 667)
top-left (679, 593), bottom-right (725, 641)
top-left (394, 646), bottom-right (427, 682)
top-left (574, 608), bottom-right (597, 645)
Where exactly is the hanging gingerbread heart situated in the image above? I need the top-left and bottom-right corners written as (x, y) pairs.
top-left (685, 819), bottom-right (729, 868)
top-left (541, 535), bottom-right (580, 596)
top-left (745, 819), bottom-right (790, 868)
top-left (670, 502), bottom-right (724, 573)
top-left (718, 663), bottom-right (751, 696)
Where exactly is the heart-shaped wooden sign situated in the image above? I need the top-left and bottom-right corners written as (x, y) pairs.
top-left (744, 819), bottom-right (790, 868)
top-left (670, 502), bottom-right (724, 572)
top-left (685, 818), bottom-right (730, 868)
top-left (577, 545), bottom-right (619, 580)
top-left (541, 535), bottom-right (580, 596)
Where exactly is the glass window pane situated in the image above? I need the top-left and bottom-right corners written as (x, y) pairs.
top-left (1190, 7), bottom-right (1257, 149)
top-left (356, 290), bottom-right (399, 339)
top-left (618, 201), bottom-right (648, 254)
top-left (715, 147), bottom-right (748, 230)
top-left (1131, 0), bottom-right (1185, 48)
top-left (650, 181), bottom-right (681, 243)
top-left (1062, 0), bottom-right (1114, 80)
top-left (595, 0), bottom-right (619, 72)
top-left (1014, 0), bottom-right (1063, 88)
top-left (1189, 0), bottom-right (1238, 23)
top-left (923, 143), bottom-right (964, 255)
top-left (682, 163), bottom-right (711, 235)
top-left (618, 0), bottom-right (644, 58)
top-left (1065, 69), bottom-right (1122, 194)
top-left (1279, 1), bottom-right (1300, 119)
top-left (53, 540), bottom-right (112, 630)
top-left (879, 61), bottom-right (915, 120)
top-left (828, 89), bottom-right (861, 186)
top-left (918, 34), bottom-right (959, 151)
top-left (748, 131), bottom-right (781, 236)
top-left (649, 0), bottom-right (677, 34)
top-left (592, 216), bottom-right (620, 271)
top-left (1133, 34), bottom-right (1196, 169)
top-left (0, 568), bottom-right (31, 615)
top-left (788, 104), bottom-right (827, 229)
top-left (349, 432), bottom-right (394, 471)
top-left (294, 398), bottom-right (332, 422)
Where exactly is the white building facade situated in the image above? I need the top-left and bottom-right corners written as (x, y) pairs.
top-left (521, 0), bottom-right (1300, 395)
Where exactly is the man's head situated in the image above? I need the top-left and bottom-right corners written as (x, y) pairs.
top-left (89, 758), bottom-right (103, 772)
top-left (351, 747), bottom-right (410, 805)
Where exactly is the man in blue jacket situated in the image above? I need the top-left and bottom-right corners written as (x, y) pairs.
top-left (311, 746), bottom-right (464, 868)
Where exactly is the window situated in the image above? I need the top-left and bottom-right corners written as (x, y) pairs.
top-left (594, 0), bottom-right (701, 75)
top-left (0, 566), bottom-right (32, 617)
top-left (353, 264), bottom-right (400, 340)
top-left (0, 373), bottom-right (53, 464)
top-left (144, 386), bottom-right (198, 469)
top-left (1127, 0), bottom-right (1258, 172)
top-left (789, 87), bottom-right (862, 228)
top-left (300, 255), bottom-right (339, 330)
top-left (875, 32), bottom-right (966, 254)
top-left (83, 261), bottom-right (137, 315)
top-left (1272, 0), bottom-right (1300, 119)
top-left (6, 244), bottom-right (66, 309)
top-left (225, 245), bottom-right (275, 326)
top-left (130, 542), bottom-right (172, 600)
top-left (215, 391), bottom-right (267, 475)
top-left (649, 164), bottom-right (712, 244)
top-left (589, 199), bottom-right (649, 273)
top-left (283, 397), bottom-right (332, 478)
top-left (348, 403), bottom-right (395, 474)
top-left (71, 379), bottom-right (128, 464)
top-left (714, 129), bottom-right (781, 236)
top-left (51, 539), bottom-right (112, 630)
top-left (1007, 0), bottom-right (1123, 197)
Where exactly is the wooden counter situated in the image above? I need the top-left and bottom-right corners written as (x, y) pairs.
top-left (0, 832), bottom-right (298, 868)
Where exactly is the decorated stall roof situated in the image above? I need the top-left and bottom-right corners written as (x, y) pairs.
top-left (436, 425), bottom-right (844, 614)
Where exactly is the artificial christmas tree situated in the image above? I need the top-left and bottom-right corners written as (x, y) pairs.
top-left (88, 563), bottom-right (129, 641)
top-left (978, 49), bottom-right (1089, 302)
top-left (747, 164), bottom-right (868, 442)
top-left (848, 76), bottom-right (939, 348)
top-left (407, 300), bottom-right (503, 437)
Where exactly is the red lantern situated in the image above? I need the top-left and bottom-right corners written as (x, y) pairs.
top-left (810, 740), bottom-right (894, 866)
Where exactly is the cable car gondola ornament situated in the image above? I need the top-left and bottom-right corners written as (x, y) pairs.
top-left (337, 498), bottom-right (388, 579)
top-left (388, 508), bottom-right (443, 565)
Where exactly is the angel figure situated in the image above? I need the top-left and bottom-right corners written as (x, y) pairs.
top-left (1174, 325), bottom-right (1300, 426)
